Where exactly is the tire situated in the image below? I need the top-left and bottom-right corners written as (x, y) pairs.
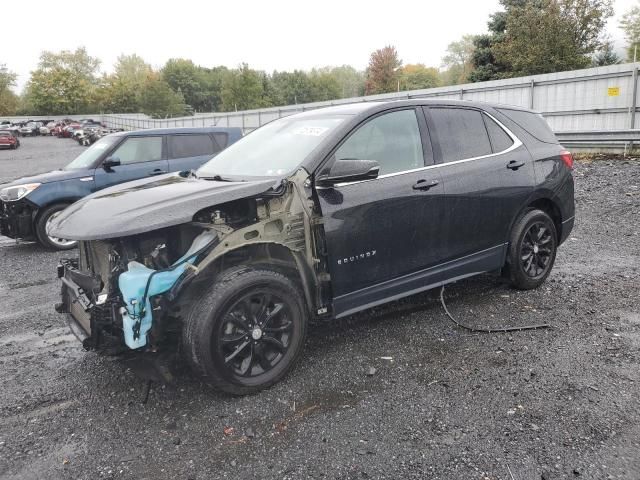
top-left (505, 209), bottom-right (557, 290)
top-left (34, 204), bottom-right (77, 251)
top-left (182, 266), bottom-right (308, 395)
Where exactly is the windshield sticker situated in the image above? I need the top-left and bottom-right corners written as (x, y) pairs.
top-left (293, 126), bottom-right (329, 136)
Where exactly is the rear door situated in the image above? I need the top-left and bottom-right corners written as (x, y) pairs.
top-left (424, 106), bottom-right (535, 264)
top-left (167, 133), bottom-right (222, 172)
top-left (94, 135), bottom-right (168, 190)
top-left (316, 107), bottom-right (446, 315)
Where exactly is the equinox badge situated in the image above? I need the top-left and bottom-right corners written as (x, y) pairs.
top-left (337, 250), bottom-right (376, 265)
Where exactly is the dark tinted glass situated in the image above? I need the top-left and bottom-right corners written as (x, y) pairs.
top-left (497, 108), bottom-right (558, 144)
top-left (213, 132), bottom-right (228, 149)
top-left (169, 134), bottom-right (219, 159)
top-left (429, 108), bottom-right (492, 162)
top-left (335, 109), bottom-right (424, 175)
top-left (483, 114), bottom-right (513, 153)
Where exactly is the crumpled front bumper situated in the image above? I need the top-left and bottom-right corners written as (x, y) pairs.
top-left (0, 200), bottom-right (35, 239)
top-left (56, 259), bottom-right (124, 352)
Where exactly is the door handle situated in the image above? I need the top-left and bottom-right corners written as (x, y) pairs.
top-left (507, 160), bottom-right (525, 170)
top-left (412, 179), bottom-right (439, 191)
top-left (148, 169), bottom-right (168, 176)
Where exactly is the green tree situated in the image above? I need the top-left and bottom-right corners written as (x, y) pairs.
top-left (398, 64), bottom-right (440, 90)
top-left (620, 4), bottom-right (640, 61)
top-left (470, 0), bottom-right (613, 81)
top-left (0, 64), bottom-right (19, 116)
top-left (592, 39), bottom-right (621, 66)
top-left (329, 65), bottom-right (365, 98)
top-left (94, 54), bottom-right (151, 113)
top-left (270, 70), bottom-right (313, 105)
top-left (24, 47), bottom-right (100, 114)
top-left (139, 73), bottom-right (187, 118)
top-left (441, 35), bottom-right (476, 84)
top-left (221, 64), bottom-right (270, 111)
top-left (469, 9), bottom-right (510, 82)
top-left (308, 68), bottom-right (341, 101)
top-left (162, 58), bottom-right (211, 111)
top-left (365, 46), bottom-right (402, 94)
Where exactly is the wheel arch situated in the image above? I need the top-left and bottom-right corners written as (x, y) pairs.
top-left (183, 242), bottom-right (318, 317)
top-left (509, 193), bottom-right (563, 243)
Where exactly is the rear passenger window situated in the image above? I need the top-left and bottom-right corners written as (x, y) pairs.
top-left (169, 134), bottom-right (220, 159)
top-left (429, 108), bottom-right (492, 163)
top-left (335, 109), bottom-right (424, 176)
top-left (483, 114), bottom-right (513, 153)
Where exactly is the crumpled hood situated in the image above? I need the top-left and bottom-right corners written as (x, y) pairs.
top-left (1, 169), bottom-right (91, 188)
top-left (48, 172), bottom-right (281, 240)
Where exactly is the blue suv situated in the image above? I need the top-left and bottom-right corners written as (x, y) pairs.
top-left (0, 127), bottom-right (242, 250)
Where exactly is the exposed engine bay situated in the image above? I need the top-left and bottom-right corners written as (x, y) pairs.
top-left (56, 169), bottom-right (330, 356)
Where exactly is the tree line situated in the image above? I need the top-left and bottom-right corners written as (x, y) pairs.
top-left (1, 0), bottom-right (639, 118)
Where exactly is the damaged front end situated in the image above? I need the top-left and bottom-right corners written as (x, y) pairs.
top-left (56, 169), bottom-right (329, 361)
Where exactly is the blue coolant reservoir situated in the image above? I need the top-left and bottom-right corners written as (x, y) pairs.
top-left (118, 230), bottom-right (217, 349)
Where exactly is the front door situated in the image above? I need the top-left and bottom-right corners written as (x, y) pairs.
top-left (316, 108), bottom-right (446, 316)
top-left (94, 135), bottom-right (168, 190)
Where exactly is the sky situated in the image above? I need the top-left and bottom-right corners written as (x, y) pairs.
top-left (3, 0), bottom-right (638, 93)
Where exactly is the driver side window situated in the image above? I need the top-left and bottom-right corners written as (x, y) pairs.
top-left (335, 109), bottom-right (424, 176)
top-left (111, 136), bottom-right (163, 165)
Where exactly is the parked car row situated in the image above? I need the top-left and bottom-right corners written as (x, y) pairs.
top-left (0, 126), bottom-right (243, 249)
top-left (0, 100), bottom-right (576, 395)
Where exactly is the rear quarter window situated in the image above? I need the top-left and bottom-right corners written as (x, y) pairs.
top-left (497, 108), bottom-right (558, 144)
top-left (483, 114), bottom-right (514, 153)
top-left (213, 132), bottom-right (228, 149)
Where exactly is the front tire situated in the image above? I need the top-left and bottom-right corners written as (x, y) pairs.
top-left (34, 204), bottom-right (77, 251)
top-left (182, 266), bottom-right (307, 395)
top-left (506, 209), bottom-right (557, 290)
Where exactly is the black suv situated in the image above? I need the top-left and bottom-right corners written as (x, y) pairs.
top-left (52, 100), bottom-right (575, 394)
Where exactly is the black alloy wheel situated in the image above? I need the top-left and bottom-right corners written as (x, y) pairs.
top-left (216, 290), bottom-right (293, 378)
top-left (520, 221), bottom-right (554, 278)
top-left (183, 266), bottom-right (307, 395)
top-left (506, 209), bottom-right (558, 290)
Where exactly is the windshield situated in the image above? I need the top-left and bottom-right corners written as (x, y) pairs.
top-left (197, 115), bottom-right (346, 178)
top-left (64, 135), bottom-right (119, 170)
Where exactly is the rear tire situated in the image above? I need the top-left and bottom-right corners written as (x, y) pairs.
top-left (506, 209), bottom-right (557, 290)
top-left (34, 204), bottom-right (77, 251)
top-left (182, 266), bottom-right (307, 395)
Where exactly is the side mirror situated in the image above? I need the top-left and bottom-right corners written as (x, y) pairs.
top-left (102, 156), bottom-right (121, 171)
top-left (317, 159), bottom-right (380, 186)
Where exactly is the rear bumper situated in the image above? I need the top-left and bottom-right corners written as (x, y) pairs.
top-left (0, 200), bottom-right (35, 239)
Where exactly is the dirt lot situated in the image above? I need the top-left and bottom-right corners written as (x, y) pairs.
top-left (0, 136), bottom-right (639, 480)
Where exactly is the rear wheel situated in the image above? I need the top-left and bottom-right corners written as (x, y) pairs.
top-left (34, 204), bottom-right (77, 251)
top-left (182, 266), bottom-right (307, 395)
top-left (506, 209), bottom-right (557, 290)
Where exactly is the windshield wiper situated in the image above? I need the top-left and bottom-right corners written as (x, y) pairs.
top-left (200, 174), bottom-right (234, 182)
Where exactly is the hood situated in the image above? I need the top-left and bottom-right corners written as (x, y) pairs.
top-left (48, 172), bottom-right (281, 240)
top-left (0, 168), bottom-right (92, 188)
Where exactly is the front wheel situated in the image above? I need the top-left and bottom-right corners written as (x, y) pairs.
top-left (505, 209), bottom-right (558, 290)
top-left (182, 266), bottom-right (307, 395)
top-left (34, 204), bottom-right (77, 251)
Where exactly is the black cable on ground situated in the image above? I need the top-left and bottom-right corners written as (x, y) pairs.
top-left (439, 285), bottom-right (550, 333)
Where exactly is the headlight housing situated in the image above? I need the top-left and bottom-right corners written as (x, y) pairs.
top-left (0, 183), bottom-right (41, 202)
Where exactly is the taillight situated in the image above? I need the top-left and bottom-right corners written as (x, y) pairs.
top-left (560, 150), bottom-right (574, 170)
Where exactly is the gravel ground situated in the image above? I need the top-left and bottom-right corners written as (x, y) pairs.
top-left (0, 136), bottom-right (85, 183)
top-left (0, 138), bottom-right (639, 480)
